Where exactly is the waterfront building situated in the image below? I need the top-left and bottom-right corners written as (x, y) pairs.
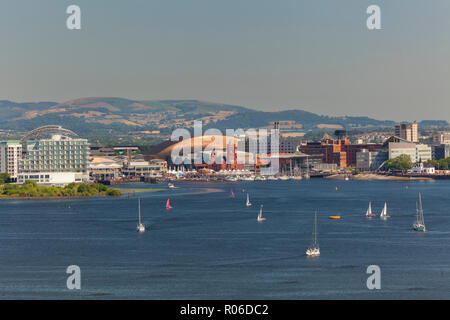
top-left (122, 159), bottom-right (167, 178)
top-left (299, 138), bottom-right (348, 169)
top-left (356, 149), bottom-right (387, 171)
top-left (388, 142), bottom-right (431, 162)
top-left (21, 134), bottom-right (89, 174)
top-left (89, 157), bottom-right (122, 181)
top-left (18, 127), bottom-right (90, 185)
top-left (0, 140), bottom-right (22, 179)
top-left (299, 136), bottom-right (383, 169)
top-left (411, 162), bottom-right (435, 174)
top-left (259, 150), bottom-right (324, 175)
top-left (395, 123), bottom-right (419, 142)
top-left (17, 172), bottom-right (88, 185)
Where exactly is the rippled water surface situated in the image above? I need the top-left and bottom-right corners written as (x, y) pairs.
top-left (0, 179), bottom-right (449, 299)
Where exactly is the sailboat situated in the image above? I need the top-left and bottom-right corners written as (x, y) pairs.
top-left (137, 198), bottom-right (145, 232)
top-left (304, 156), bottom-right (310, 180)
top-left (365, 201), bottom-right (376, 218)
top-left (229, 189), bottom-right (235, 198)
top-left (413, 193), bottom-right (426, 232)
top-left (246, 193), bottom-right (252, 207)
top-left (257, 205), bottom-right (266, 222)
top-left (166, 198), bottom-right (172, 210)
top-left (306, 211), bottom-right (320, 256)
top-left (380, 202), bottom-right (390, 219)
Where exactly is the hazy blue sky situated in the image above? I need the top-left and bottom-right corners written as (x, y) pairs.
top-left (1, 0), bottom-right (449, 121)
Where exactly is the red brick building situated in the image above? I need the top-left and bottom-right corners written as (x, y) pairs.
top-left (299, 138), bottom-right (382, 169)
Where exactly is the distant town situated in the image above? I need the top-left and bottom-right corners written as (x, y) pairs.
top-left (1, 120), bottom-right (450, 187)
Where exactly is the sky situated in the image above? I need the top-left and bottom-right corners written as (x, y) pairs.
top-left (0, 0), bottom-right (449, 122)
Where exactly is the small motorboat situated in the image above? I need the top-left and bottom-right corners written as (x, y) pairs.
top-left (329, 216), bottom-right (341, 219)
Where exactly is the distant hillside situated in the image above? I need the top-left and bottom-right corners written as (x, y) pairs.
top-left (0, 97), bottom-right (411, 137)
top-left (419, 120), bottom-right (449, 128)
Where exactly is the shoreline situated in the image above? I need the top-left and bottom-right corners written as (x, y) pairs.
top-left (0, 194), bottom-right (122, 200)
top-left (325, 173), bottom-right (433, 181)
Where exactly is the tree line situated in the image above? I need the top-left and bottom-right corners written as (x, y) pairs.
top-left (0, 179), bottom-right (121, 198)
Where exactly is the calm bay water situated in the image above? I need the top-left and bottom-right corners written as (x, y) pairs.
top-left (0, 179), bottom-right (449, 299)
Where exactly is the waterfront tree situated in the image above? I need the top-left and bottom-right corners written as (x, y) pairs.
top-left (383, 155), bottom-right (413, 172)
top-left (0, 173), bottom-right (11, 184)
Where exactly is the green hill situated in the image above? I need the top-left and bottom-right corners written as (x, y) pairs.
top-left (0, 97), bottom-right (424, 138)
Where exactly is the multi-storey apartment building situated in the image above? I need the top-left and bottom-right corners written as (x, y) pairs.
top-left (395, 123), bottom-right (418, 142)
top-left (0, 140), bottom-right (22, 179)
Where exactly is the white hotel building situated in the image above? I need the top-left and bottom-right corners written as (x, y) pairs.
top-left (17, 134), bottom-right (90, 185)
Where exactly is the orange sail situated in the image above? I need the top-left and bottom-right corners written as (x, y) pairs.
top-left (166, 198), bottom-right (172, 210)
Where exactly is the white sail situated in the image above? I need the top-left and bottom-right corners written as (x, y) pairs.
top-left (246, 193), bottom-right (252, 207)
top-left (418, 193), bottom-right (425, 224)
top-left (414, 193), bottom-right (426, 231)
top-left (137, 198), bottom-right (145, 232)
top-left (257, 205), bottom-right (266, 221)
top-left (313, 211), bottom-right (318, 248)
top-left (366, 201), bottom-right (372, 216)
top-left (380, 202), bottom-right (387, 217)
top-left (306, 211), bottom-right (320, 256)
top-left (138, 198), bottom-right (141, 224)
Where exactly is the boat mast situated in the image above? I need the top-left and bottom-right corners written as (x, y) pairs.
top-left (418, 193), bottom-right (424, 224)
top-left (138, 198), bottom-right (141, 224)
top-left (313, 211), bottom-right (318, 247)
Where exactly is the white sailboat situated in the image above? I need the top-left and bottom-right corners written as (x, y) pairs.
top-left (365, 201), bottom-right (375, 218)
top-left (380, 202), bottom-right (390, 219)
top-left (413, 193), bottom-right (426, 232)
top-left (246, 193), bottom-right (252, 207)
top-left (306, 211), bottom-right (320, 256)
top-left (257, 205), bottom-right (266, 222)
top-left (137, 198), bottom-right (145, 232)
top-left (304, 156), bottom-right (310, 180)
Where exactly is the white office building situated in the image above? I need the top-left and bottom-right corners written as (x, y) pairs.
top-left (0, 141), bottom-right (23, 179)
top-left (388, 142), bottom-right (431, 163)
